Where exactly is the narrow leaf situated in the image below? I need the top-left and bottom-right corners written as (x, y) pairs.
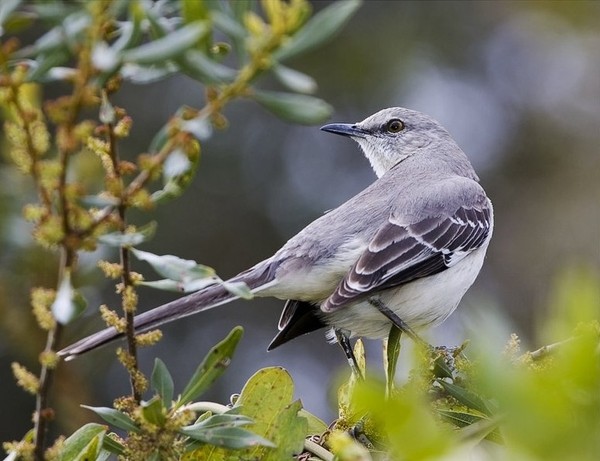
top-left (26, 49), bottom-right (71, 82)
top-left (121, 63), bottom-right (178, 84)
top-left (253, 91), bottom-right (332, 125)
top-left (211, 11), bottom-right (246, 39)
top-left (151, 358), bottom-right (174, 405)
top-left (80, 194), bottom-right (120, 208)
top-left (28, 12), bottom-right (89, 55)
top-left (183, 413), bottom-right (254, 432)
top-left (59, 423), bottom-right (106, 461)
top-left (98, 221), bottom-right (156, 247)
top-left (384, 325), bottom-right (402, 397)
top-left (221, 281), bottom-right (253, 300)
top-left (122, 22), bottom-right (208, 65)
top-left (272, 65), bottom-right (317, 94)
top-left (139, 278), bottom-right (219, 293)
top-left (82, 406), bottom-right (140, 433)
top-left (275, 0), bottom-right (361, 61)
top-left (456, 416), bottom-right (503, 444)
top-left (437, 380), bottom-right (491, 416)
top-left (177, 326), bottom-right (244, 407)
top-left (178, 49), bottom-right (236, 84)
top-left (438, 410), bottom-right (484, 428)
top-left (131, 248), bottom-right (216, 282)
top-left (183, 426), bottom-right (274, 449)
top-left (101, 434), bottom-right (125, 456)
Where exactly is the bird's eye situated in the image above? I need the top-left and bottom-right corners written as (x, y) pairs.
top-left (386, 119), bottom-right (405, 133)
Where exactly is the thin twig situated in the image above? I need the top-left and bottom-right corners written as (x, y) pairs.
top-left (525, 338), bottom-right (574, 361)
top-left (33, 325), bottom-right (62, 461)
top-left (303, 439), bottom-right (335, 461)
top-left (106, 114), bottom-right (141, 402)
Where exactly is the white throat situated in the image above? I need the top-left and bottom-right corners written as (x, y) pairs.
top-left (355, 139), bottom-right (407, 178)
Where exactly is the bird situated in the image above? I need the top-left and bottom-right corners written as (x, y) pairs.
top-left (58, 107), bottom-right (493, 367)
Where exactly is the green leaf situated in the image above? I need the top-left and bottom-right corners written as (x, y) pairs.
top-left (59, 423), bottom-right (106, 461)
top-left (150, 123), bottom-right (202, 205)
top-left (437, 409), bottom-right (484, 428)
top-left (121, 62), bottom-right (178, 84)
top-left (82, 406), bottom-right (140, 433)
top-left (131, 248), bottom-right (216, 283)
top-left (298, 409), bottom-right (328, 435)
top-left (178, 49), bottom-right (236, 84)
top-left (30, 2), bottom-right (78, 21)
top-left (151, 358), bottom-right (174, 405)
top-left (0, 0), bottom-right (21, 30)
top-left (28, 12), bottom-right (90, 55)
top-left (353, 380), bottom-right (454, 459)
top-left (232, 367), bottom-right (308, 460)
top-left (1, 11), bottom-right (34, 36)
top-left (275, 0), bottom-right (362, 61)
top-left (177, 326), bottom-right (244, 407)
top-left (139, 277), bottom-right (219, 293)
top-left (438, 410), bottom-right (503, 443)
top-left (253, 91), bottom-right (332, 125)
top-left (272, 65), bottom-right (317, 94)
top-left (182, 0), bottom-right (209, 25)
top-left (101, 434), bottom-right (125, 456)
top-left (142, 396), bottom-right (166, 426)
top-left (26, 49), bottom-right (71, 82)
top-left (437, 380), bottom-right (491, 416)
top-left (211, 10), bottom-right (246, 39)
top-left (122, 22), bottom-right (209, 65)
top-left (184, 426), bottom-right (274, 449)
top-left (221, 281), bottom-right (253, 300)
top-left (185, 413), bottom-right (254, 432)
top-left (111, 5), bottom-right (143, 53)
top-left (80, 194), bottom-right (120, 208)
top-left (384, 325), bottom-right (402, 397)
top-left (456, 416), bottom-right (503, 444)
top-left (98, 221), bottom-right (157, 247)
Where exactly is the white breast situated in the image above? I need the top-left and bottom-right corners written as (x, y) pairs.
top-left (321, 244), bottom-right (489, 339)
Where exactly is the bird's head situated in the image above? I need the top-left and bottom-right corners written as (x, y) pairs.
top-left (321, 107), bottom-right (453, 178)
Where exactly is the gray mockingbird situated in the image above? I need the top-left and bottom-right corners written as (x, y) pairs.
top-left (59, 107), bottom-right (494, 368)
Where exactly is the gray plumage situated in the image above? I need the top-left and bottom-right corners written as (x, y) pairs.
top-left (59, 107), bottom-right (493, 360)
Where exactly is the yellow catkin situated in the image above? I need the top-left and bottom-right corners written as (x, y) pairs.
top-left (11, 362), bottom-right (40, 394)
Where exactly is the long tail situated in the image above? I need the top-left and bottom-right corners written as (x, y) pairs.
top-left (58, 261), bottom-right (276, 361)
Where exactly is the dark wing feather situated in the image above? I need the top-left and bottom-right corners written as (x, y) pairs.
top-left (322, 204), bottom-right (492, 312)
top-left (268, 299), bottom-right (326, 350)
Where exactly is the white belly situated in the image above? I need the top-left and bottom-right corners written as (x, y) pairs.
top-left (321, 245), bottom-right (489, 339)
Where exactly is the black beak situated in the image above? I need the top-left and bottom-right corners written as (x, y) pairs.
top-left (320, 123), bottom-right (367, 138)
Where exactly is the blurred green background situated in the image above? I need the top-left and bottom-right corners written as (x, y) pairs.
top-left (1, 0), bottom-right (599, 442)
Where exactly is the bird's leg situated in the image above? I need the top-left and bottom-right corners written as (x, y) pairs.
top-left (334, 329), bottom-right (364, 380)
top-left (368, 298), bottom-right (430, 349)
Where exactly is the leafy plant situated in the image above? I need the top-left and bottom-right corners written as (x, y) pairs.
top-left (0, 0), bottom-right (360, 459)
top-left (2, 1), bottom-right (599, 461)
